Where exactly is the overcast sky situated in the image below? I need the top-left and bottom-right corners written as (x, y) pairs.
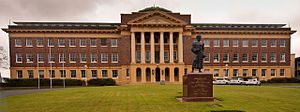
top-left (0, 0), bottom-right (299, 57)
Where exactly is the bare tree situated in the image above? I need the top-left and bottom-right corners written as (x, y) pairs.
top-left (0, 46), bottom-right (8, 68)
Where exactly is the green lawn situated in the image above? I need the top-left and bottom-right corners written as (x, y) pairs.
top-left (1, 84), bottom-right (300, 112)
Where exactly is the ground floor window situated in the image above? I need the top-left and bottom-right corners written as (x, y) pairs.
top-left (17, 70), bottom-right (23, 79)
top-left (60, 70), bottom-right (66, 78)
top-left (102, 70), bottom-right (108, 78)
top-left (252, 69), bottom-right (257, 76)
top-left (261, 69), bottom-right (267, 77)
top-left (242, 69), bottom-right (248, 77)
top-left (91, 70), bottom-right (97, 78)
top-left (27, 70), bottom-right (34, 79)
top-left (271, 69), bottom-right (276, 76)
top-left (38, 70), bottom-right (44, 79)
top-left (81, 70), bottom-right (86, 78)
top-left (233, 69), bottom-right (238, 77)
top-left (49, 70), bottom-right (55, 78)
top-left (213, 69), bottom-right (219, 77)
top-left (70, 70), bottom-right (76, 78)
top-left (280, 69), bottom-right (285, 76)
top-left (112, 70), bottom-right (118, 78)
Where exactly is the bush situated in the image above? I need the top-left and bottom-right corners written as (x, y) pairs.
top-left (4, 79), bottom-right (84, 87)
top-left (267, 78), bottom-right (300, 83)
top-left (88, 78), bottom-right (116, 86)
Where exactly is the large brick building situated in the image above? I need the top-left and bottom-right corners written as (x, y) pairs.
top-left (2, 7), bottom-right (296, 83)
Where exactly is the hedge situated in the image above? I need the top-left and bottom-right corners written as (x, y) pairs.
top-left (267, 78), bottom-right (300, 83)
top-left (88, 78), bottom-right (116, 86)
top-left (3, 79), bottom-right (84, 87)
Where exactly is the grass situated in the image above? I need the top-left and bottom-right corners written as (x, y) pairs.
top-left (1, 84), bottom-right (300, 112)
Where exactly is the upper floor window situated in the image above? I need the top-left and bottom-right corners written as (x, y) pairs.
top-left (136, 52), bottom-right (141, 63)
top-left (164, 52), bottom-right (169, 62)
top-left (48, 53), bottom-right (55, 63)
top-left (48, 38), bottom-right (55, 47)
top-left (204, 40), bottom-right (210, 47)
top-left (270, 40), bottom-right (276, 47)
top-left (69, 53), bottom-right (76, 63)
top-left (242, 40), bottom-right (248, 47)
top-left (146, 51), bottom-right (151, 62)
top-left (26, 53), bottom-right (33, 63)
top-left (223, 53), bottom-right (229, 62)
top-left (252, 40), bottom-right (258, 47)
top-left (233, 40), bottom-right (239, 47)
top-left (261, 40), bottom-right (267, 47)
top-left (58, 38), bottom-right (65, 47)
top-left (213, 53), bottom-right (219, 62)
top-left (37, 53), bottom-right (44, 63)
top-left (252, 52), bottom-right (258, 62)
top-left (59, 53), bottom-right (65, 63)
top-left (280, 40), bottom-right (286, 47)
top-left (80, 53), bottom-right (87, 63)
top-left (213, 40), bottom-right (220, 47)
top-left (242, 53), bottom-right (248, 62)
top-left (16, 53), bottom-right (22, 63)
top-left (69, 38), bottom-right (76, 47)
top-left (270, 52), bottom-right (276, 62)
top-left (91, 53), bottom-right (97, 63)
top-left (101, 38), bottom-right (108, 46)
top-left (15, 39), bottom-right (22, 47)
top-left (26, 38), bottom-right (33, 47)
top-left (111, 39), bottom-right (118, 47)
top-left (90, 38), bottom-right (97, 47)
top-left (204, 53), bottom-right (210, 63)
top-left (261, 52), bottom-right (267, 62)
top-left (280, 53), bottom-right (286, 62)
top-left (233, 53), bottom-right (239, 62)
top-left (111, 53), bottom-right (118, 63)
top-left (223, 40), bottom-right (229, 47)
top-left (37, 38), bottom-right (44, 47)
top-left (101, 53), bottom-right (108, 63)
top-left (80, 39), bottom-right (86, 47)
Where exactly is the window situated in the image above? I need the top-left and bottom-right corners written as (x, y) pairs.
top-left (26, 38), bottom-right (33, 47)
top-left (213, 40), bottom-right (220, 47)
top-left (204, 40), bottom-right (210, 47)
top-left (26, 54), bottom-right (33, 63)
top-left (81, 70), bottom-right (86, 78)
top-left (270, 52), bottom-right (276, 62)
top-left (37, 38), bottom-right (44, 47)
top-left (126, 69), bottom-right (130, 78)
top-left (48, 38), bottom-right (54, 47)
top-left (60, 70), bottom-right (66, 78)
top-left (261, 40), bottom-right (267, 47)
top-left (102, 70), bottom-right (108, 78)
top-left (252, 40), bottom-right (258, 47)
top-left (233, 40), bottom-right (239, 47)
top-left (101, 38), bottom-right (107, 46)
top-left (271, 69), bottom-right (276, 76)
top-left (48, 53), bottom-right (55, 63)
top-left (112, 53), bottom-right (118, 63)
top-left (252, 69), bottom-right (257, 76)
top-left (15, 39), bottom-right (22, 47)
top-left (70, 70), bottom-right (76, 78)
top-left (242, 69), bottom-right (248, 77)
top-left (112, 70), bottom-right (118, 78)
top-left (80, 39), bottom-right (86, 47)
top-left (261, 69), bottom-right (267, 77)
top-left (280, 69), bottom-right (285, 76)
top-left (213, 69), bottom-right (219, 77)
top-left (58, 38), bottom-right (65, 47)
top-left (90, 38), bottom-right (97, 47)
top-left (146, 51), bottom-right (151, 62)
top-left (252, 53), bottom-right (258, 62)
top-left (69, 38), bottom-right (76, 47)
top-left (17, 70), bottom-right (23, 79)
top-left (37, 53), bottom-right (44, 62)
top-left (233, 69), bottom-right (238, 77)
top-left (59, 53), bottom-right (65, 63)
top-left (223, 53), bottom-right (229, 62)
top-left (16, 53), bottom-right (22, 63)
top-left (242, 53), bottom-right (248, 62)
top-left (28, 70), bottom-right (34, 79)
top-left (49, 70), bottom-right (55, 78)
top-left (173, 51), bottom-right (177, 62)
top-left (280, 53), bottom-right (286, 62)
top-left (136, 52), bottom-right (141, 63)
top-left (280, 40), bottom-right (286, 47)
top-left (101, 53), bottom-right (108, 63)
top-left (242, 40), bottom-right (248, 47)
top-left (270, 40), bottom-right (276, 47)
top-left (213, 53), bottom-right (219, 62)
top-left (111, 39), bottom-right (118, 47)
top-left (204, 69), bottom-right (210, 73)
top-left (80, 53), bottom-right (87, 63)
top-left (261, 52), bottom-right (267, 62)
top-left (233, 53), bottom-right (239, 62)
top-left (91, 53), bottom-right (97, 63)
top-left (164, 52), bottom-right (169, 62)
top-left (223, 69), bottom-right (229, 77)
top-left (204, 53), bottom-right (210, 63)
top-left (223, 40), bottom-right (229, 47)
top-left (91, 70), bottom-right (97, 78)
top-left (69, 53), bottom-right (76, 63)
top-left (38, 70), bottom-right (44, 79)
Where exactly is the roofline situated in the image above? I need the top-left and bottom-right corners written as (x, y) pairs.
top-left (13, 21), bottom-right (121, 25)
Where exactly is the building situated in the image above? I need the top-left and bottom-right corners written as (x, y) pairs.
top-left (2, 7), bottom-right (296, 83)
top-left (295, 57), bottom-right (300, 78)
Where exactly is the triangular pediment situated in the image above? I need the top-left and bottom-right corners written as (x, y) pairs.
top-left (128, 11), bottom-right (187, 25)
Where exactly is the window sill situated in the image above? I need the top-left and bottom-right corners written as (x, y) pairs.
top-left (70, 61), bottom-right (76, 63)
top-left (69, 46), bottom-right (76, 47)
top-left (91, 61), bottom-right (98, 63)
top-left (111, 61), bottom-right (118, 63)
top-left (26, 46), bottom-right (33, 47)
top-left (27, 61), bottom-right (33, 63)
top-left (80, 61), bottom-right (87, 63)
top-left (58, 46), bottom-right (65, 47)
top-left (101, 61), bottom-right (108, 63)
top-left (111, 46), bottom-right (118, 48)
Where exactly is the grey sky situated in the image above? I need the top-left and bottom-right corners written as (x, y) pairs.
top-left (0, 0), bottom-right (299, 57)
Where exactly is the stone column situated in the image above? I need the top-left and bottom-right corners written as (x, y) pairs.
top-left (150, 32), bottom-right (155, 64)
top-left (131, 32), bottom-right (136, 64)
top-left (160, 32), bottom-right (164, 63)
top-left (141, 67), bottom-right (146, 83)
top-left (141, 32), bottom-right (145, 64)
top-left (178, 32), bottom-right (183, 63)
top-left (169, 32), bottom-right (174, 63)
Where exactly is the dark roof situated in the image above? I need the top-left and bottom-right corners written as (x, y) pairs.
top-left (192, 23), bottom-right (288, 30)
top-left (9, 22), bottom-right (120, 29)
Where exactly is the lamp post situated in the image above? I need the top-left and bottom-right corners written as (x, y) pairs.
top-left (36, 57), bottom-right (40, 89)
top-left (62, 62), bottom-right (65, 88)
top-left (225, 64), bottom-right (229, 78)
top-left (84, 65), bottom-right (87, 86)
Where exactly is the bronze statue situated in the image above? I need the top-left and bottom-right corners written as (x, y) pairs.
top-left (191, 35), bottom-right (206, 72)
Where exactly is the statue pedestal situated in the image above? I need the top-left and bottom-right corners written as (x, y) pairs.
top-left (182, 72), bottom-right (214, 102)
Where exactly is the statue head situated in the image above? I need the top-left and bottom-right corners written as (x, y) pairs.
top-left (196, 35), bottom-right (202, 41)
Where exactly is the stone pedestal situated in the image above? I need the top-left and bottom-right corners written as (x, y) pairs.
top-left (182, 72), bottom-right (214, 102)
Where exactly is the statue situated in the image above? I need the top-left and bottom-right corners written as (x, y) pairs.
top-left (191, 35), bottom-right (206, 72)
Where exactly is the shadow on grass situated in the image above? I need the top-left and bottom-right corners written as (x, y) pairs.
top-left (209, 110), bottom-right (245, 112)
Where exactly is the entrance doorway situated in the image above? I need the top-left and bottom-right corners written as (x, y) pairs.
top-left (155, 68), bottom-right (160, 82)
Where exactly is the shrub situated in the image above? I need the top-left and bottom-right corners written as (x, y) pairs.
top-left (268, 78), bottom-right (300, 83)
top-left (4, 79), bottom-right (83, 87)
top-left (88, 78), bottom-right (116, 86)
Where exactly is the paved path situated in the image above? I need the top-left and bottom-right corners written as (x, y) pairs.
top-left (0, 89), bottom-right (59, 99)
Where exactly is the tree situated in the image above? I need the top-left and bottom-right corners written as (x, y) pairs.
top-left (0, 46), bottom-right (8, 68)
